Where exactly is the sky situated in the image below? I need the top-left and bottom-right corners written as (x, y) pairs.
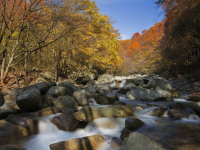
top-left (94, 0), bottom-right (165, 40)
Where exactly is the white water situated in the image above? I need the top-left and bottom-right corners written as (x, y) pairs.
top-left (120, 80), bottom-right (126, 88)
top-left (19, 93), bottom-right (200, 150)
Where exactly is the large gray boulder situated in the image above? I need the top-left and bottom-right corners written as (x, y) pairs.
top-left (93, 95), bottom-right (109, 105)
top-left (124, 83), bottom-right (137, 90)
top-left (0, 108), bottom-right (24, 119)
top-left (35, 82), bottom-right (49, 94)
top-left (57, 81), bottom-right (81, 94)
top-left (125, 78), bottom-right (144, 86)
top-left (126, 88), bottom-right (151, 100)
top-left (16, 86), bottom-right (42, 112)
top-left (125, 116), bottom-right (144, 131)
top-left (73, 91), bottom-right (89, 106)
top-left (119, 132), bottom-right (166, 150)
top-left (150, 89), bottom-right (172, 100)
top-left (46, 86), bottom-right (72, 97)
top-left (83, 85), bottom-right (96, 93)
top-left (0, 144), bottom-right (26, 150)
top-left (106, 92), bottom-right (119, 104)
top-left (146, 77), bottom-right (173, 91)
top-left (52, 96), bottom-right (78, 109)
top-left (49, 134), bottom-right (106, 150)
top-left (97, 74), bottom-right (114, 83)
top-left (96, 83), bottom-right (111, 91)
top-left (4, 94), bottom-right (18, 109)
top-left (52, 109), bottom-right (79, 131)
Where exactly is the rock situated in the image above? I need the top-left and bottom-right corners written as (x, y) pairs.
top-left (126, 88), bottom-right (151, 100)
top-left (100, 105), bottom-right (134, 118)
top-left (150, 107), bottom-right (167, 117)
top-left (150, 89), bottom-right (172, 100)
top-left (57, 81), bottom-right (81, 94)
top-left (73, 91), bottom-right (89, 106)
top-left (0, 144), bottom-right (26, 150)
top-left (169, 102), bottom-right (187, 109)
top-left (186, 93), bottom-right (200, 102)
top-left (34, 107), bottom-right (63, 116)
top-left (74, 107), bottom-right (101, 122)
top-left (52, 109), bottom-right (79, 131)
top-left (0, 120), bottom-right (24, 146)
top-left (48, 81), bottom-right (56, 88)
top-left (0, 108), bottom-right (24, 119)
top-left (16, 86), bottom-right (42, 112)
top-left (4, 94), bottom-right (18, 109)
top-left (96, 83), bottom-right (111, 91)
top-left (98, 89), bottom-right (109, 96)
top-left (49, 134), bottom-right (105, 150)
top-left (40, 72), bottom-right (52, 81)
top-left (170, 89), bottom-right (180, 98)
top-left (42, 95), bottom-right (54, 107)
top-left (76, 75), bottom-right (94, 85)
top-left (97, 74), bottom-right (114, 83)
top-left (83, 85), bottom-right (96, 93)
top-left (90, 117), bottom-right (117, 129)
top-left (52, 96), bottom-right (78, 109)
top-left (168, 108), bottom-right (193, 119)
top-left (81, 89), bottom-right (91, 99)
top-left (35, 82), bottom-right (49, 94)
top-left (93, 95), bottom-right (109, 105)
top-left (124, 83), bottom-right (137, 90)
top-left (111, 137), bottom-right (122, 150)
top-left (125, 116), bottom-right (144, 131)
top-left (6, 114), bottom-right (39, 135)
top-left (125, 78), bottom-right (144, 86)
top-left (146, 77), bottom-right (173, 91)
top-left (117, 89), bottom-right (129, 95)
top-left (120, 127), bottom-right (132, 140)
top-left (119, 132), bottom-right (166, 150)
top-left (0, 92), bottom-right (4, 107)
top-left (113, 101), bottom-right (126, 106)
top-left (46, 86), bottom-right (72, 97)
top-left (106, 93), bottom-right (119, 104)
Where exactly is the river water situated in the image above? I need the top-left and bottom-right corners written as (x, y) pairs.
top-left (19, 92), bottom-right (200, 150)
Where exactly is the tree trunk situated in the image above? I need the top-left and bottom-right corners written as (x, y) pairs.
top-left (1, 50), bottom-right (6, 82)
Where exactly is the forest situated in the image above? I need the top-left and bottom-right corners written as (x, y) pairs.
top-left (0, 0), bottom-right (200, 85)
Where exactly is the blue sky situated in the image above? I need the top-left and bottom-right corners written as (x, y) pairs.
top-left (94, 0), bottom-right (165, 40)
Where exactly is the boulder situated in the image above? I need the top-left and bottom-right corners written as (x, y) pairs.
top-left (150, 89), bottom-right (172, 100)
top-left (16, 86), bottom-right (42, 112)
top-left (146, 77), bottom-right (173, 91)
top-left (125, 78), bottom-right (144, 86)
top-left (170, 89), bottom-right (179, 98)
top-left (106, 93), bottom-right (119, 104)
top-left (76, 75), bottom-right (94, 85)
top-left (168, 108), bottom-right (193, 119)
top-left (100, 105), bottom-right (134, 118)
top-left (97, 74), bottom-right (114, 83)
top-left (57, 81), bottom-right (81, 93)
top-left (150, 107), bottom-right (167, 117)
top-left (49, 134), bottom-right (105, 150)
top-left (39, 72), bottom-right (52, 81)
top-left (124, 83), bottom-right (137, 90)
top-left (42, 95), bottom-right (54, 107)
top-left (0, 92), bottom-right (4, 107)
top-left (96, 83), bottom-right (111, 91)
top-left (90, 117), bottom-right (117, 129)
top-left (4, 94), bottom-right (18, 109)
top-left (46, 86), bottom-right (72, 97)
top-left (113, 101), bottom-right (126, 106)
top-left (186, 93), bottom-right (200, 102)
top-left (0, 108), bottom-right (24, 119)
top-left (6, 114), bottom-right (39, 135)
top-left (83, 85), bottom-right (96, 93)
top-left (117, 89), bottom-right (129, 95)
top-left (0, 144), bottom-right (26, 150)
top-left (48, 81), bottom-right (57, 88)
top-left (93, 95), bottom-right (109, 105)
top-left (0, 120), bottom-right (23, 146)
top-left (35, 82), bottom-right (49, 94)
top-left (73, 91), bottom-right (89, 106)
top-left (52, 109), bottom-right (79, 131)
top-left (120, 127), bottom-right (132, 140)
top-left (52, 96), bottom-right (78, 109)
top-left (126, 88), bottom-right (151, 100)
top-left (74, 107), bottom-right (101, 122)
top-left (34, 107), bottom-right (63, 116)
top-left (111, 137), bottom-right (122, 150)
top-left (81, 90), bottom-right (91, 99)
top-left (125, 116), bottom-right (144, 131)
top-left (119, 132), bottom-right (166, 150)
top-left (98, 89), bottom-right (109, 96)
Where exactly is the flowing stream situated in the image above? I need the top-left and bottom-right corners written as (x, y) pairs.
top-left (18, 93), bottom-right (200, 150)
